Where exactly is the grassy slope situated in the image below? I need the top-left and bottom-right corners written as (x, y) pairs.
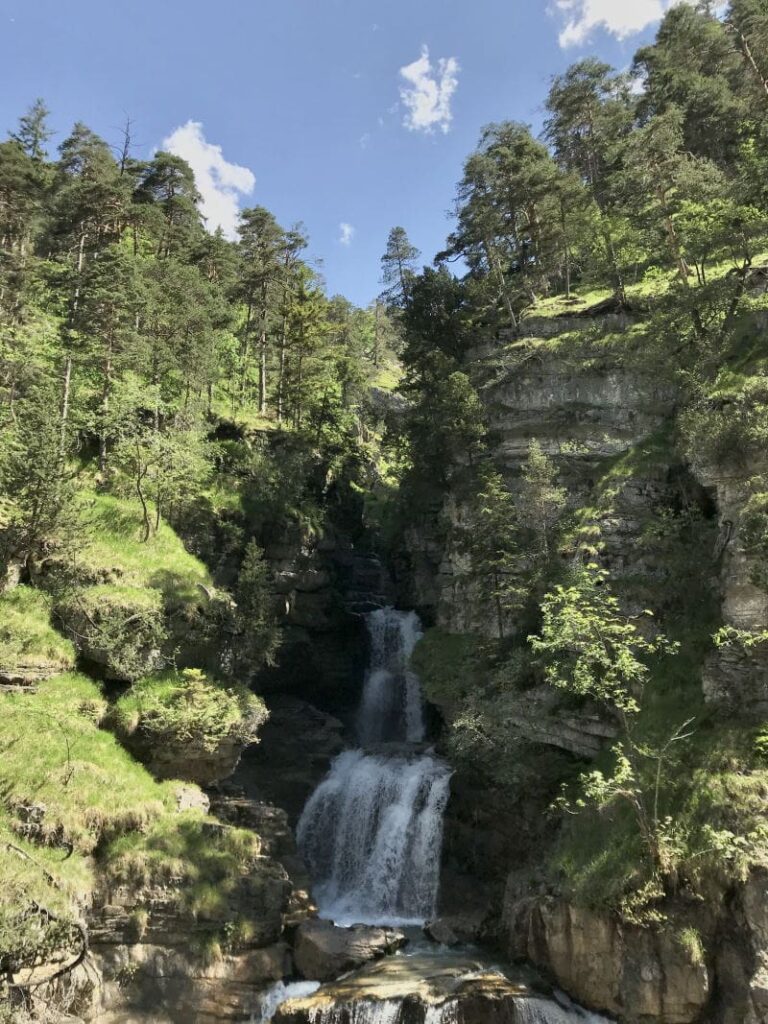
top-left (0, 499), bottom-right (263, 966)
top-left (0, 586), bottom-right (75, 676)
top-left (77, 492), bottom-right (212, 608)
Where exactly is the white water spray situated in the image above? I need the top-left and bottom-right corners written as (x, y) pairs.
top-left (296, 748), bottom-right (450, 925)
top-left (297, 608), bottom-right (448, 926)
top-left (254, 981), bottom-right (321, 1022)
top-left (357, 608), bottom-right (425, 744)
top-left (307, 1002), bottom-right (402, 1024)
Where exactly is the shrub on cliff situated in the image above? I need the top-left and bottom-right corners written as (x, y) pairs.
top-left (110, 668), bottom-right (268, 784)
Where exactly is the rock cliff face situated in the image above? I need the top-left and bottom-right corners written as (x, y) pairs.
top-left (401, 312), bottom-right (768, 1023)
top-left (260, 523), bottom-right (392, 714)
top-left (404, 316), bottom-right (683, 638)
top-left (689, 457), bottom-right (768, 718)
top-left (505, 896), bottom-right (711, 1023)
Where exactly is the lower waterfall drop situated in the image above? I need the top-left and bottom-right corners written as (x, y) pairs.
top-left (287, 607), bottom-right (612, 1024)
top-left (296, 749), bottom-right (450, 925)
top-left (306, 1002), bottom-right (402, 1024)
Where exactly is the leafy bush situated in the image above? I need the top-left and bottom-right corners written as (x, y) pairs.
top-left (111, 668), bottom-right (267, 752)
top-left (56, 583), bottom-right (167, 681)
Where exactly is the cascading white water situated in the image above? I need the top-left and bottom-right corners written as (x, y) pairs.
top-left (296, 607), bottom-right (448, 927)
top-left (296, 749), bottom-right (450, 925)
top-left (254, 981), bottom-right (321, 1022)
top-left (287, 607), bottom-right (612, 1024)
top-left (515, 997), bottom-right (611, 1024)
top-left (357, 608), bottom-right (425, 744)
top-left (306, 1002), bottom-right (402, 1024)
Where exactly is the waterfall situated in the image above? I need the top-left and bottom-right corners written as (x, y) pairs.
top-left (268, 996), bottom-right (611, 1023)
top-left (515, 997), bottom-right (612, 1024)
top-left (254, 981), bottom-right (321, 1022)
top-left (306, 1002), bottom-right (402, 1024)
top-left (296, 607), bottom-right (448, 927)
top-left (290, 607), bottom-right (610, 1024)
top-left (357, 607), bottom-right (425, 744)
top-left (296, 748), bottom-right (450, 926)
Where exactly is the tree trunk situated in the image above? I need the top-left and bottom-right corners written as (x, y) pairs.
top-left (98, 351), bottom-right (112, 475)
top-left (258, 286), bottom-right (268, 415)
top-left (277, 313), bottom-right (287, 425)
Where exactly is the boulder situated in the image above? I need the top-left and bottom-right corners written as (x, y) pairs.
top-left (293, 920), bottom-right (407, 981)
top-left (425, 912), bottom-right (486, 947)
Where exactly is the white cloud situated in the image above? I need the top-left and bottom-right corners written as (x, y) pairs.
top-left (399, 45), bottom-right (460, 134)
top-left (163, 120), bottom-right (255, 240)
top-left (339, 222), bottom-right (355, 246)
top-left (553, 0), bottom-right (678, 47)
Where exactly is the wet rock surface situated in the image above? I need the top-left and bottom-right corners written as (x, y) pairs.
top-left (293, 920), bottom-right (407, 981)
top-left (233, 695), bottom-right (346, 821)
top-left (273, 947), bottom-right (597, 1024)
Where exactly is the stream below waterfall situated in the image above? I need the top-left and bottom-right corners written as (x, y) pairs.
top-left (259, 608), bottom-right (611, 1024)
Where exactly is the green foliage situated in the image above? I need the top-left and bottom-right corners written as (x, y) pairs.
top-left (111, 667), bottom-right (267, 752)
top-left (458, 463), bottom-right (524, 638)
top-left (0, 383), bottom-right (80, 573)
top-left (56, 582), bottom-right (167, 682)
top-left (531, 563), bottom-right (678, 714)
top-left (233, 540), bottom-right (280, 674)
top-left (0, 585), bottom-right (75, 676)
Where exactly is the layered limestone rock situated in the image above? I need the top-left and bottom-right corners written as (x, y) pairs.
top-left (689, 457), bottom-right (768, 718)
top-left (272, 949), bottom-right (550, 1024)
top-left (405, 315), bottom-right (681, 639)
top-left (82, 849), bottom-right (292, 1022)
top-left (505, 896), bottom-right (711, 1023)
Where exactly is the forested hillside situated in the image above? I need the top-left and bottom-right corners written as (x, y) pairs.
top-left (6, 0), bottom-right (768, 1022)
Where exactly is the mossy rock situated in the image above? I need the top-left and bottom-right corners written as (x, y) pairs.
top-left (55, 583), bottom-right (166, 682)
top-left (110, 668), bottom-right (268, 785)
top-left (0, 586), bottom-right (76, 690)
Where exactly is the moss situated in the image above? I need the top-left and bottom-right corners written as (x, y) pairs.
top-left (412, 628), bottom-right (487, 714)
top-left (0, 673), bottom-right (179, 853)
top-left (0, 585), bottom-right (75, 677)
top-left (104, 811), bottom-right (260, 918)
top-left (110, 667), bottom-right (268, 752)
top-left (77, 492), bottom-right (212, 610)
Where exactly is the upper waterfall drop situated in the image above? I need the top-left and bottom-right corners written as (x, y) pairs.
top-left (357, 607), bottom-right (426, 745)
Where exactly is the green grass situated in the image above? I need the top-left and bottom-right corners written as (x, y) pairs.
top-left (0, 586), bottom-right (75, 677)
top-left (77, 492), bottom-right (212, 609)
top-left (111, 668), bottom-right (268, 752)
top-left (104, 811), bottom-right (260, 919)
top-left (0, 673), bottom-right (180, 853)
top-left (524, 286), bottom-right (614, 320)
top-left (370, 359), bottom-right (403, 392)
top-left (0, 672), bottom-right (264, 968)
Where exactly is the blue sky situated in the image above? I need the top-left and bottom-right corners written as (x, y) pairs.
top-left (0, 1), bottom-right (676, 306)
